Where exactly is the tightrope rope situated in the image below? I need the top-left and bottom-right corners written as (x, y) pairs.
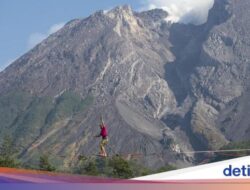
top-left (180, 148), bottom-right (250, 154)
top-left (98, 148), bottom-right (250, 159)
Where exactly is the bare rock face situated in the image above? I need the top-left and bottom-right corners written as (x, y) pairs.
top-left (0, 0), bottom-right (250, 169)
top-left (191, 100), bottom-right (228, 149)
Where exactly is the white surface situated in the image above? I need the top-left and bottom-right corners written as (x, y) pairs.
top-left (134, 156), bottom-right (250, 180)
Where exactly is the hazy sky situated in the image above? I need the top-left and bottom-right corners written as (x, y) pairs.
top-left (0, 0), bottom-right (214, 71)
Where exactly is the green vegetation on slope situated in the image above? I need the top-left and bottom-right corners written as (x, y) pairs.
top-left (222, 140), bottom-right (250, 150)
top-left (0, 90), bottom-right (33, 138)
top-left (13, 96), bottom-right (54, 148)
top-left (0, 136), bottom-right (20, 168)
top-left (46, 91), bottom-right (93, 124)
top-left (0, 90), bottom-right (93, 161)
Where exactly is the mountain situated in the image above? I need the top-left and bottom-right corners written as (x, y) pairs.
top-left (0, 0), bottom-right (250, 170)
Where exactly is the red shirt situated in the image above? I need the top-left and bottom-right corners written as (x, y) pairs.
top-left (100, 125), bottom-right (108, 138)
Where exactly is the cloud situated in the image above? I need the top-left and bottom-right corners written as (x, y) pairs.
top-left (27, 22), bottom-right (65, 49)
top-left (48, 23), bottom-right (65, 34)
top-left (144, 0), bottom-right (214, 25)
top-left (103, 7), bottom-right (113, 14)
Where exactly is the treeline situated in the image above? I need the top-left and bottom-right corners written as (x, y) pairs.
top-left (0, 136), bottom-right (176, 178)
top-left (74, 155), bottom-right (176, 179)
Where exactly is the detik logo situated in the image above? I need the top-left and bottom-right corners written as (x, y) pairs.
top-left (223, 165), bottom-right (250, 177)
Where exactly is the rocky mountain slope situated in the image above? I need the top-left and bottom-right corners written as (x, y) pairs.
top-left (0, 0), bottom-right (250, 169)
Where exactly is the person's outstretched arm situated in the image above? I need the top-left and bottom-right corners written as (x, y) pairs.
top-left (100, 116), bottom-right (104, 126)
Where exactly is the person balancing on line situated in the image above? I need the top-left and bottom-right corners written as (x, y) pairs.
top-left (95, 116), bottom-right (108, 157)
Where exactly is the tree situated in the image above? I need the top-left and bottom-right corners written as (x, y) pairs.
top-left (109, 156), bottom-right (133, 179)
top-left (39, 154), bottom-right (56, 171)
top-left (84, 161), bottom-right (99, 176)
top-left (0, 136), bottom-right (19, 168)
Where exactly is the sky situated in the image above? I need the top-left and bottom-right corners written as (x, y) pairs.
top-left (0, 0), bottom-right (143, 71)
top-left (0, 0), bottom-right (214, 71)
